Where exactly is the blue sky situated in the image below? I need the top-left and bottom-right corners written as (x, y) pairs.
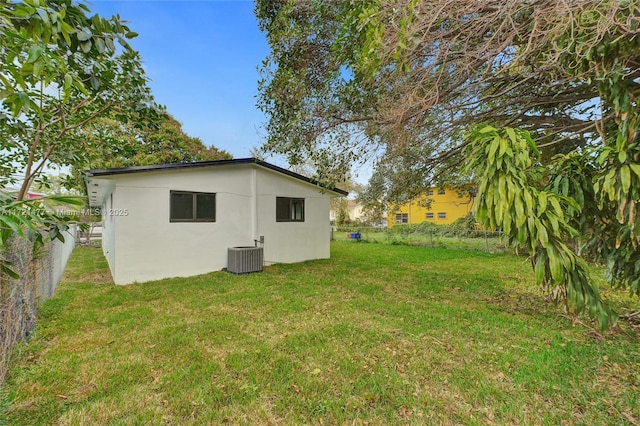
top-left (90, 0), bottom-right (269, 159)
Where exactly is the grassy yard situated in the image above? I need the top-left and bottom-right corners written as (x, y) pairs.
top-left (2, 242), bottom-right (639, 425)
top-left (333, 230), bottom-right (508, 252)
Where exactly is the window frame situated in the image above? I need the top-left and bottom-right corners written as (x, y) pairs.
top-left (426, 212), bottom-right (434, 219)
top-left (437, 188), bottom-right (446, 195)
top-left (437, 212), bottom-right (447, 219)
top-left (170, 190), bottom-right (216, 223)
top-left (276, 197), bottom-right (305, 222)
top-left (395, 213), bottom-right (408, 224)
top-left (426, 189), bottom-right (434, 196)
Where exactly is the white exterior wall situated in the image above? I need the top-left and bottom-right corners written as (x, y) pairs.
top-left (94, 163), bottom-right (336, 285)
top-left (255, 168), bottom-right (331, 264)
top-left (108, 166), bottom-right (255, 284)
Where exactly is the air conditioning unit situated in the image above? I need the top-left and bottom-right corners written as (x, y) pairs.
top-left (227, 246), bottom-right (263, 274)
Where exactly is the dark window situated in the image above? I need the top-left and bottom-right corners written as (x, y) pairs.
top-left (170, 191), bottom-right (216, 222)
top-left (395, 213), bottom-right (408, 224)
top-left (426, 189), bottom-right (434, 196)
top-left (196, 193), bottom-right (216, 220)
top-left (426, 212), bottom-right (434, 219)
top-left (276, 197), bottom-right (305, 222)
top-left (437, 188), bottom-right (446, 195)
top-left (438, 212), bottom-right (447, 219)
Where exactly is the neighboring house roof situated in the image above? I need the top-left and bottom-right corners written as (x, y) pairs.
top-left (25, 191), bottom-right (46, 199)
top-left (83, 158), bottom-right (348, 206)
top-left (0, 190), bottom-right (46, 200)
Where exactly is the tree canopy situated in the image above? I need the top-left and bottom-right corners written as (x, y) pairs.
top-left (0, 0), bottom-right (157, 200)
top-left (256, 0), bottom-right (638, 185)
top-left (64, 112), bottom-right (232, 192)
top-left (0, 1), bottom-right (162, 277)
top-left (257, 0), bottom-right (640, 327)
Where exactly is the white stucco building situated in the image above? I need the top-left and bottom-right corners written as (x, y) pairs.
top-left (83, 158), bottom-right (347, 285)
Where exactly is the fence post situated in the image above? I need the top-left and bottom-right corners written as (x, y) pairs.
top-left (484, 229), bottom-right (489, 252)
top-left (48, 240), bottom-right (55, 298)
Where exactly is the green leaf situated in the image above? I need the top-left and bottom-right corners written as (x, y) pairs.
top-left (90, 13), bottom-right (102, 28)
top-left (521, 130), bottom-right (539, 156)
top-left (488, 136), bottom-right (500, 162)
top-left (55, 231), bottom-right (66, 243)
top-left (33, 60), bottom-right (45, 76)
top-left (618, 150), bottom-right (627, 163)
top-left (95, 37), bottom-right (106, 53)
top-left (563, 196), bottom-right (580, 212)
top-left (517, 221), bottom-right (528, 246)
top-left (1, 263), bottom-right (21, 280)
top-left (527, 216), bottom-right (536, 244)
top-left (13, 4), bottom-right (36, 17)
top-left (538, 192), bottom-right (547, 214)
top-left (596, 148), bottom-right (610, 165)
top-left (61, 20), bottom-right (74, 35)
top-left (498, 136), bottom-right (507, 158)
top-left (497, 176), bottom-right (507, 210)
top-left (18, 92), bottom-right (31, 112)
top-left (546, 211), bottom-right (559, 233)
top-left (26, 44), bottom-right (44, 63)
top-left (630, 163), bottom-right (640, 177)
top-left (598, 308), bottom-right (611, 330)
top-left (46, 195), bottom-right (85, 206)
top-left (72, 75), bottom-right (89, 95)
top-left (90, 76), bottom-right (100, 90)
top-left (9, 95), bottom-right (22, 116)
top-left (620, 165), bottom-right (631, 194)
top-left (503, 212), bottom-right (512, 236)
top-left (505, 127), bottom-right (517, 144)
top-left (524, 190), bottom-right (534, 212)
top-left (62, 73), bottom-right (73, 101)
top-left (80, 40), bottom-right (92, 53)
top-left (478, 125), bottom-right (497, 134)
top-left (547, 246), bottom-right (565, 283)
top-left (549, 196), bottom-right (562, 216)
top-left (536, 220), bottom-right (549, 247)
top-left (514, 195), bottom-right (525, 227)
top-left (105, 36), bottom-right (115, 52)
top-left (11, 209), bottom-right (43, 229)
top-left (77, 30), bottom-right (91, 41)
top-left (561, 177), bottom-right (569, 196)
top-left (0, 214), bottom-right (24, 235)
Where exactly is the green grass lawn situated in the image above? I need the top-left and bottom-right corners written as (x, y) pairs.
top-left (333, 229), bottom-right (509, 252)
top-left (2, 242), bottom-right (639, 425)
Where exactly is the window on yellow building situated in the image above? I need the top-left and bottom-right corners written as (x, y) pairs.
top-left (426, 189), bottom-right (434, 196)
top-left (426, 212), bottom-right (434, 219)
top-left (437, 212), bottom-right (446, 219)
top-left (395, 213), bottom-right (408, 223)
top-left (438, 188), bottom-right (446, 195)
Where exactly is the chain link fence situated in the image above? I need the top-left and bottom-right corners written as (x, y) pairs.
top-left (0, 226), bottom-right (76, 383)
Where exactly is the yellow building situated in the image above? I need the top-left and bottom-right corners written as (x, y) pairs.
top-left (386, 186), bottom-right (475, 228)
